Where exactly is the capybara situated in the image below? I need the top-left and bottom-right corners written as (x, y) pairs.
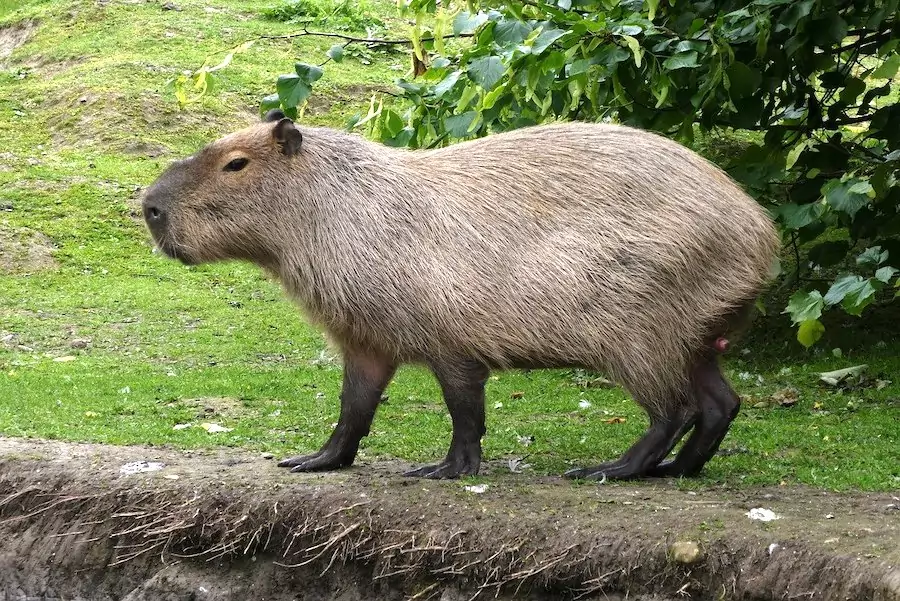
top-left (142, 109), bottom-right (780, 480)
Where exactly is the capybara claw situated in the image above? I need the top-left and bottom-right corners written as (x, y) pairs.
top-left (279, 451), bottom-right (349, 472)
top-left (403, 461), bottom-right (477, 479)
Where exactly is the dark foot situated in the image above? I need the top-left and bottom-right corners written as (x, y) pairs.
top-left (564, 460), bottom-right (648, 481)
top-left (645, 458), bottom-right (700, 478)
top-left (277, 450), bottom-right (353, 472)
top-left (403, 437), bottom-right (481, 479)
top-left (403, 459), bottom-right (478, 479)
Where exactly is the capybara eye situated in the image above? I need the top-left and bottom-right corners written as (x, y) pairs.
top-left (224, 158), bottom-right (249, 172)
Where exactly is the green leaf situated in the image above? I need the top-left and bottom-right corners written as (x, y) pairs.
top-left (808, 240), bottom-right (851, 268)
top-left (294, 63), bottom-right (324, 83)
top-left (276, 74), bottom-right (312, 108)
top-left (531, 28), bottom-right (568, 54)
top-left (326, 44), bottom-right (344, 63)
top-left (785, 290), bottom-right (824, 324)
top-left (823, 275), bottom-right (859, 305)
top-left (823, 178), bottom-right (872, 217)
top-left (467, 56), bottom-right (505, 90)
top-left (875, 266), bottom-right (898, 284)
top-left (857, 246), bottom-right (889, 268)
top-left (646, 0), bottom-right (659, 20)
top-left (444, 111), bottom-right (477, 138)
top-left (453, 11), bottom-right (488, 35)
top-left (725, 61), bottom-right (761, 99)
top-left (778, 202), bottom-right (826, 230)
top-left (494, 19), bottom-right (531, 46)
top-left (872, 53), bottom-right (900, 80)
top-left (433, 70), bottom-right (462, 98)
top-left (260, 93), bottom-right (281, 113)
top-left (383, 109), bottom-right (405, 138)
top-left (797, 319), bottom-right (825, 348)
top-left (842, 279), bottom-right (878, 316)
top-left (620, 35), bottom-right (642, 68)
top-left (663, 51), bottom-right (700, 70)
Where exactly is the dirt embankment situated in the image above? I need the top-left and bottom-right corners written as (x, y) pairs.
top-left (0, 437), bottom-right (898, 600)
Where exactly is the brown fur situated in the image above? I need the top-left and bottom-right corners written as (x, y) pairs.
top-left (143, 119), bottom-right (779, 420)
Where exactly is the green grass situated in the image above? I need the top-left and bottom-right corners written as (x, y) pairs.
top-left (1, 0), bottom-right (898, 491)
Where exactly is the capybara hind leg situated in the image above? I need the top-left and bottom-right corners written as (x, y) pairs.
top-left (648, 359), bottom-right (740, 478)
top-left (404, 360), bottom-right (488, 479)
top-left (564, 406), bottom-right (694, 480)
top-left (279, 350), bottom-right (396, 473)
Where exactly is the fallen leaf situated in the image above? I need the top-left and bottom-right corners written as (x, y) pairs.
top-left (84, 411), bottom-right (99, 418)
top-left (819, 364), bottom-right (868, 387)
top-left (771, 387), bottom-right (799, 407)
top-left (604, 417), bottom-right (627, 424)
top-left (464, 484), bottom-right (488, 494)
top-left (747, 508), bottom-right (780, 521)
top-left (510, 391), bottom-right (524, 399)
top-left (199, 422), bottom-right (232, 433)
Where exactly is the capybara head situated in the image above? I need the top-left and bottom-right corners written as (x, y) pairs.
top-left (141, 110), bottom-right (302, 265)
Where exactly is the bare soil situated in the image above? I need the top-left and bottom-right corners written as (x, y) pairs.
top-left (0, 225), bottom-right (57, 273)
top-left (0, 21), bottom-right (36, 64)
top-left (0, 437), bottom-right (898, 601)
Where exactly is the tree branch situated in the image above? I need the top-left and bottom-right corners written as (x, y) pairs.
top-left (255, 29), bottom-right (474, 47)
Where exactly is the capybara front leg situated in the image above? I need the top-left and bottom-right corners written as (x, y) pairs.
top-left (404, 360), bottom-right (489, 479)
top-left (279, 350), bottom-right (396, 473)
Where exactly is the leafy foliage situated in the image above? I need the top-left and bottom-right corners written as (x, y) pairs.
top-left (260, 0), bottom-right (900, 347)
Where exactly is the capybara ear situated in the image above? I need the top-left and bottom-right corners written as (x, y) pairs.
top-left (263, 109), bottom-right (286, 123)
top-left (273, 118), bottom-right (303, 156)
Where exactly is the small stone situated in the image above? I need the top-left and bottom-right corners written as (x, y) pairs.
top-left (261, 453), bottom-right (274, 460)
top-left (670, 541), bottom-right (703, 565)
top-left (69, 338), bottom-right (91, 349)
top-left (161, 1), bottom-right (180, 9)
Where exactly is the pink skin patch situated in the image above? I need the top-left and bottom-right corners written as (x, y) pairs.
top-left (713, 337), bottom-right (730, 353)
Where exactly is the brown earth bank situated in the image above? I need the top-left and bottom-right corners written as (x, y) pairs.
top-left (0, 437), bottom-right (898, 601)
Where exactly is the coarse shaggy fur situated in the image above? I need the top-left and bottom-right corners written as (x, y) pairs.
top-left (146, 120), bottom-right (780, 416)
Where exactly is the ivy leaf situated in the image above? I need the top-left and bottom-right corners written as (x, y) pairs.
top-left (531, 28), bottom-right (568, 54)
top-left (433, 70), bottom-right (462, 98)
top-left (872, 53), bottom-right (900, 80)
top-left (797, 319), bottom-right (825, 348)
top-left (663, 51), bottom-right (700, 70)
top-left (823, 178), bottom-right (873, 217)
top-left (784, 290), bottom-right (824, 324)
top-left (294, 63), bottom-right (324, 83)
top-left (444, 111), bottom-right (477, 137)
top-left (823, 274), bottom-right (878, 316)
top-left (326, 44), bottom-right (344, 63)
top-left (468, 56), bottom-right (506, 90)
top-left (841, 279), bottom-right (878, 316)
top-left (494, 19), bottom-right (532, 46)
top-left (778, 202), bottom-right (827, 230)
top-left (856, 245), bottom-right (888, 268)
top-left (260, 93), bottom-right (281, 113)
top-left (875, 266), bottom-right (898, 284)
top-left (276, 74), bottom-right (312, 108)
